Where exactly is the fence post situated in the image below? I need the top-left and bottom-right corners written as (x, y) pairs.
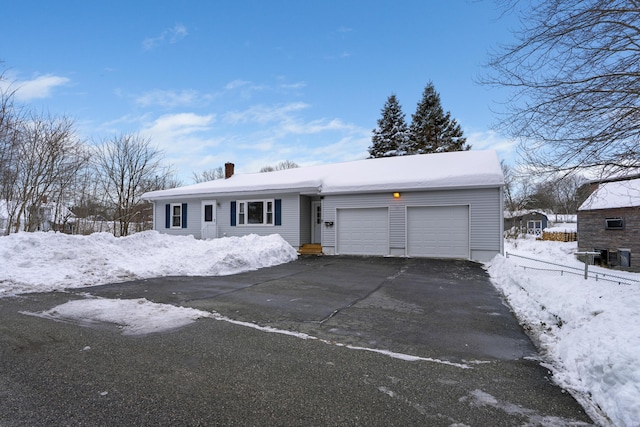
top-left (584, 257), bottom-right (588, 280)
top-left (575, 251), bottom-right (600, 280)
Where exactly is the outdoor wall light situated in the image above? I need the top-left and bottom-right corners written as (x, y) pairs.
top-left (393, 192), bottom-right (401, 199)
top-left (324, 221), bottom-right (334, 227)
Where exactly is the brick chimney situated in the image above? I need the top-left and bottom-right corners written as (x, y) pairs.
top-left (224, 162), bottom-right (235, 179)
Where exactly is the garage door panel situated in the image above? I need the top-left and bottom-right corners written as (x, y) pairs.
top-left (408, 206), bottom-right (469, 258)
top-left (337, 208), bottom-right (388, 255)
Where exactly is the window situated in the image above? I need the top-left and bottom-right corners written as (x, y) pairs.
top-left (165, 203), bottom-right (187, 229)
top-left (171, 204), bottom-right (182, 228)
top-left (605, 217), bottom-right (624, 229)
top-left (237, 200), bottom-right (274, 226)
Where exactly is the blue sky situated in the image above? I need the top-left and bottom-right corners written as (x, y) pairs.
top-left (1, 1), bottom-right (518, 182)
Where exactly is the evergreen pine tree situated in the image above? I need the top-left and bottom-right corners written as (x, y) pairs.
top-left (368, 94), bottom-right (410, 158)
top-left (407, 82), bottom-right (470, 154)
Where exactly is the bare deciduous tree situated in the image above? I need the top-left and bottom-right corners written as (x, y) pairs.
top-left (502, 161), bottom-right (537, 215)
top-left (485, 0), bottom-right (640, 176)
top-left (94, 133), bottom-right (174, 236)
top-left (192, 166), bottom-right (224, 183)
top-left (9, 112), bottom-right (86, 233)
top-left (260, 160), bottom-right (299, 172)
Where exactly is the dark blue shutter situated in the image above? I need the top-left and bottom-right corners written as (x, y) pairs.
top-left (275, 199), bottom-right (282, 226)
top-left (230, 201), bottom-right (236, 226)
top-left (165, 204), bottom-right (170, 228)
top-left (181, 203), bottom-right (187, 228)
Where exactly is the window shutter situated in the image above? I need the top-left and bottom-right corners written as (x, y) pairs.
top-left (182, 203), bottom-right (188, 228)
top-left (275, 199), bottom-right (282, 226)
top-left (230, 201), bottom-right (236, 226)
top-left (165, 204), bottom-right (170, 228)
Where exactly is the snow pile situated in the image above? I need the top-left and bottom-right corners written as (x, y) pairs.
top-left (544, 222), bottom-right (577, 232)
top-left (0, 231), bottom-right (298, 297)
top-left (27, 297), bottom-right (214, 335)
top-left (487, 238), bottom-right (640, 426)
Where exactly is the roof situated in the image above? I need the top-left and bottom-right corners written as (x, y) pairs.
top-left (142, 150), bottom-right (504, 200)
top-left (503, 209), bottom-right (550, 219)
top-left (579, 177), bottom-right (640, 211)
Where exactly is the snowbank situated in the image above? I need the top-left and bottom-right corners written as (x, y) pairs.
top-left (0, 231), bottom-right (298, 297)
top-left (487, 238), bottom-right (640, 426)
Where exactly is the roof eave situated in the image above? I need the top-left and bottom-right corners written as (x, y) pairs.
top-left (142, 186), bottom-right (321, 201)
top-left (320, 182), bottom-right (504, 196)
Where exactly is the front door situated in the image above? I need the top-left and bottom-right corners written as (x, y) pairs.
top-left (311, 201), bottom-right (322, 244)
top-left (201, 200), bottom-right (217, 239)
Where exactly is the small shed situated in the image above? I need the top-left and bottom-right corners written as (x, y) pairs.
top-left (578, 177), bottom-right (640, 270)
top-left (503, 210), bottom-right (549, 237)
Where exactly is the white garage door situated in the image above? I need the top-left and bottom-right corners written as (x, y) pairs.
top-left (407, 206), bottom-right (469, 258)
top-left (337, 208), bottom-right (388, 255)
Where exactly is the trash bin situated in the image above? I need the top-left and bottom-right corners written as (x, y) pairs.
top-left (619, 248), bottom-right (631, 267)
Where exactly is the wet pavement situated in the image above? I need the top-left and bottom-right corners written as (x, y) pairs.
top-left (0, 256), bottom-right (596, 426)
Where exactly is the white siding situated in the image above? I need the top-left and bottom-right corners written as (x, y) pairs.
top-left (216, 193), bottom-right (301, 248)
top-left (154, 193), bottom-right (302, 248)
top-left (322, 188), bottom-right (502, 261)
top-left (155, 201), bottom-right (201, 237)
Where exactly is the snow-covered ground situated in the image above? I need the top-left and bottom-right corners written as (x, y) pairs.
top-left (488, 237), bottom-right (640, 426)
top-left (1, 231), bottom-right (639, 425)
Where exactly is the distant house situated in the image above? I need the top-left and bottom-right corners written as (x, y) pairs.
top-left (142, 151), bottom-right (505, 262)
top-left (30, 202), bottom-right (76, 233)
top-left (504, 210), bottom-right (549, 237)
top-left (0, 200), bottom-right (76, 234)
top-left (578, 177), bottom-right (640, 270)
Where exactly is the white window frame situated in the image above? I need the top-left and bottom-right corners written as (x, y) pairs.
top-left (170, 203), bottom-right (183, 228)
top-left (237, 199), bottom-right (274, 226)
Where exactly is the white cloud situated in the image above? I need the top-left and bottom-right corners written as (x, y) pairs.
top-left (139, 113), bottom-right (223, 179)
top-left (280, 82), bottom-right (306, 90)
top-left (223, 102), bottom-right (310, 125)
top-left (224, 79), bottom-right (252, 90)
top-left (0, 74), bottom-right (70, 101)
top-left (223, 79), bottom-right (269, 99)
top-left (143, 112), bottom-right (215, 137)
top-left (281, 117), bottom-right (360, 135)
top-left (169, 24), bottom-right (188, 43)
top-left (134, 89), bottom-right (211, 108)
top-left (466, 129), bottom-right (517, 162)
top-left (143, 24), bottom-right (188, 50)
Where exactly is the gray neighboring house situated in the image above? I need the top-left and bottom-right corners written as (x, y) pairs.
top-left (578, 177), bottom-right (640, 270)
top-left (142, 150), bottom-right (505, 262)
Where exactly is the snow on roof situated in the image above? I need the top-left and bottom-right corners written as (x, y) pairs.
top-left (503, 209), bottom-right (550, 219)
top-left (143, 150), bottom-right (504, 200)
top-left (579, 177), bottom-right (640, 211)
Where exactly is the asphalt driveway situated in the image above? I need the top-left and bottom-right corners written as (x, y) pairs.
top-left (0, 256), bottom-right (595, 426)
